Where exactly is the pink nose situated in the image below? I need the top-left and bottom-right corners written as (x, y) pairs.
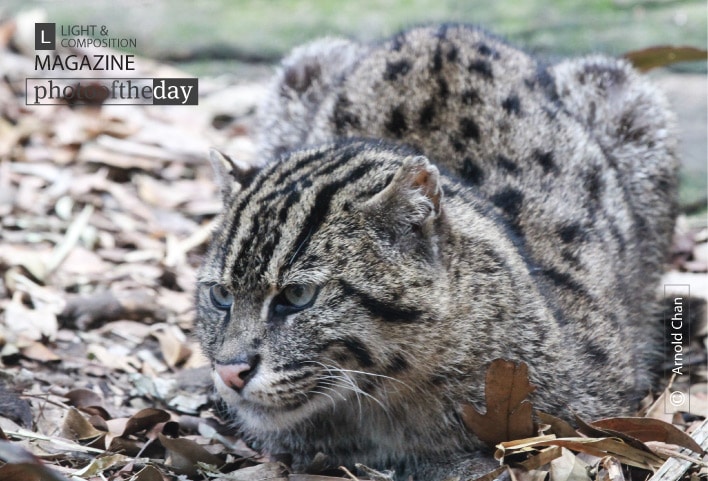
top-left (215, 362), bottom-right (255, 390)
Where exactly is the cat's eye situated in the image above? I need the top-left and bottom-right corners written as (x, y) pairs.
top-left (209, 284), bottom-right (234, 310)
top-left (273, 284), bottom-right (318, 315)
top-left (284, 284), bottom-right (317, 307)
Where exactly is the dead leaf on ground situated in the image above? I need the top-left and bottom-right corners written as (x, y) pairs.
top-left (20, 341), bottom-right (61, 363)
top-left (71, 453), bottom-right (131, 477)
top-left (496, 435), bottom-right (665, 471)
top-left (462, 359), bottom-right (536, 447)
top-left (597, 456), bottom-right (625, 481)
top-left (64, 388), bottom-right (111, 419)
top-left (590, 417), bottom-right (703, 454)
top-left (61, 408), bottom-right (106, 448)
top-left (0, 439), bottom-right (72, 481)
top-left (122, 408), bottom-right (171, 437)
top-left (158, 433), bottom-right (224, 475)
top-left (152, 325), bottom-right (192, 368)
top-left (536, 411), bottom-right (579, 438)
top-left (549, 447), bottom-right (591, 481)
top-left (130, 465), bottom-right (168, 481)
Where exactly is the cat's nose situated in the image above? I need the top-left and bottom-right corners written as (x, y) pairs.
top-left (215, 355), bottom-right (260, 390)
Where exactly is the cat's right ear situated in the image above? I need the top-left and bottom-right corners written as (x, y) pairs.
top-left (209, 149), bottom-right (259, 201)
top-left (363, 155), bottom-right (443, 236)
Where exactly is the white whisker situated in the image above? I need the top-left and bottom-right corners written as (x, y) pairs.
top-left (304, 360), bottom-right (399, 425)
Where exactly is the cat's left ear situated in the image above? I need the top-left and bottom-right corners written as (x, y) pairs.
top-left (363, 155), bottom-right (443, 235)
top-left (209, 149), bottom-right (259, 201)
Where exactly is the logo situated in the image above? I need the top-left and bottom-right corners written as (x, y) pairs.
top-left (35, 23), bottom-right (56, 50)
top-left (29, 22), bottom-right (198, 106)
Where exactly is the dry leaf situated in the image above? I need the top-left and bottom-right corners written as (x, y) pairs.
top-left (20, 342), bottom-right (60, 363)
top-left (516, 446), bottom-right (563, 471)
top-left (575, 415), bottom-right (651, 454)
top-left (131, 465), bottom-right (167, 481)
top-left (0, 463), bottom-right (69, 481)
top-left (462, 359), bottom-right (536, 447)
top-left (158, 433), bottom-right (223, 475)
top-left (4, 302), bottom-right (58, 342)
top-left (597, 456), bottom-right (625, 481)
top-left (122, 408), bottom-right (171, 437)
top-left (61, 408), bottom-right (106, 448)
top-left (72, 453), bottom-right (130, 477)
top-left (496, 435), bottom-right (664, 470)
top-left (590, 417), bottom-right (702, 454)
top-left (106, 436), bottom-right (144, 457)
top-left (152, 325), bottom-right (192, 368)
top-left (86, 344), bottom-right (139, 373)
top-left (536, 411), bottom-right (578, 438)
top-left (549, 447), bottom-right (591, 481)
top-left (64, 389), bottom-right (111, 419)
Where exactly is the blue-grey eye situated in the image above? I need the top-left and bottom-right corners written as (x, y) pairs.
top-left (210, 284), bottom-right (233, 310)
top-left (283, 284), bottom-right (317, 308)
top-left (273, 284), bottom-right (318, 315)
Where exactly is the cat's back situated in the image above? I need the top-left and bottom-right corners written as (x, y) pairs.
top-left (257, 23), bottom-right (679, 396)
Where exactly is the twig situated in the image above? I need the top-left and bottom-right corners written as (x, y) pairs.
top-left (340, 465), bottom-right (361, 481)
top-left (164, 218), bottom-right (215, 267)
top-left (5, 428), bottom-right (106, 454)
top-left (647, 419), bottom-right (708, 481)
top-left (45, 204), bottom-right (94, 276)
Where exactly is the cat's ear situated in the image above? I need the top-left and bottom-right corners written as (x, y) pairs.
top-left (209, 149), bottom-right (259, 201)
top-left (363, 155), bottom-right (442, 234)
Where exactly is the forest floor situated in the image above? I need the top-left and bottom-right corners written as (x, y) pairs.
top-left (0, 8), bottom-right (706, 481)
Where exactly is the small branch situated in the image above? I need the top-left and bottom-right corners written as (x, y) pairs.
top-left (647, 419), bottom-right (708, 481)
top-left (46, 204), bottom-right (95, 277)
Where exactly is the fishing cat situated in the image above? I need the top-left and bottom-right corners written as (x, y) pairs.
top-left (196, 24), bottom-right (678, 480)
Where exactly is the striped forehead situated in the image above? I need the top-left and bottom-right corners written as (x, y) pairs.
top-left (217, 143), bottom-right (393, 288)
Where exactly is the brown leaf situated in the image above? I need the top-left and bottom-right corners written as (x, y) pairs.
top-left (0, 440), bottom-right (71, 481)
top-left (575, 415), bottom-right (652, 454)
top-left (536, 411), bottom-right (578, 438)
top-left (623, 46), bottom-right (708, 72)
top-left (64, 389), bottom-right (111, 419)
top-left (0, 464), bottom-right (62, 481)
top-left (131, 465), bottom-right (167, 481)
top-left (462, 359), bottom-right (536, 447)
top-left (496, 436), bottom-right (665, 470)
top-left (158, 433), bottom-right (224, 475)
top-left (60, 408), bottom-right (106, 449)
top-left (20, 342), bottom-right (60, 363)
top-left (590, 417), bottom-right (703, 454)
top-left (122, 408), bottom-right (171, 437)
top-left (107, 436), bottom-right (143, 457)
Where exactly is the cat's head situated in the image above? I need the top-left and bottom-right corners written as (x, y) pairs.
top-left (196, 140), bottom-right (446, 433)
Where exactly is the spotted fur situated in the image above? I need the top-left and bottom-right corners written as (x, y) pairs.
top-left (197, 24), bottom-right (678, 480)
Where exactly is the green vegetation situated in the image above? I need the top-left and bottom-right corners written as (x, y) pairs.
top-left (6, 0), bottom-right (706, 62)
top-left (6, 0), bottom-right (706, 205)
